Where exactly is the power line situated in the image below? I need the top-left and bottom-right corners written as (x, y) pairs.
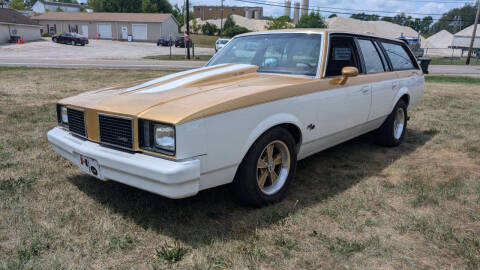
top-left (233, 0), bottom-right (478, 22)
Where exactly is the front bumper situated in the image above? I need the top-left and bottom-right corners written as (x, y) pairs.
top-left (47, 127), bottom-right (200, 199)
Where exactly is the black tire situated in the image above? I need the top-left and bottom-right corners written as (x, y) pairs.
top-left (81, 43), bottom-right (85, 46)
top-left (374, 99), bottom-right (408, 147)
top-left (232, 127), bottom-right (297, 207)
top-left (52, 38), bottom-right (57, 43)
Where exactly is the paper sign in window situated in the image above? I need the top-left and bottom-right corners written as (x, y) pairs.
top-left (334, 47), bottom-right (351, 61)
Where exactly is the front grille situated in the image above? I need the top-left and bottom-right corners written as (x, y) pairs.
top-left (67, 108), bottom-right (86, 137)
top-left (98, 114), bottom-right (133, 150)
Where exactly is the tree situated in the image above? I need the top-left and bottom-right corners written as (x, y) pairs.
top-left (141, 0), bottom-right (157, 13)
top-left (150, 0), bottom-right (172, 13)
top-left (223, 16), bottom-right (235, 31)
top-left (9, 0), bottom-right (25, 10)
top-left (296, 12), bottom-right (326, 28)
top-left (328, 14), bottom-right (337, 19)
top-left (172, 4), bottom-right (184, 29)
top-left (431, 3), bottom-right (478, 34)
top-left (350, 13), bottom-right (380, 21)
top-left (223, 25), bottom-right (249, 37)
top-left (266, 16), bottom-right (293, 30)
top-left (56, 6), bottom-right (63, 12)
top-left (201, 22), bottom-right (218, 35)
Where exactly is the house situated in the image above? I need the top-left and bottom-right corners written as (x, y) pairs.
top-left (0, 8), bottom-right (41, 42)
top-left (32, 0), bottom-right (92, 13)
top-left (33, 12), bottom-right (179, 42)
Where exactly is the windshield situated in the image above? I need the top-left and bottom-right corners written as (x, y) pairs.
top-left (207, 33), bottom-right (323, 76)
top-left (218, 39), bottom-right (229, 44)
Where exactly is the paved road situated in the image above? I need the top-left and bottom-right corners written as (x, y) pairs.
top-left (0, 57), bottom-right (206, 70)
top-left (0, 38), bottom-right (214, 60)
top-left (428, 65), bottom-right (480, 78)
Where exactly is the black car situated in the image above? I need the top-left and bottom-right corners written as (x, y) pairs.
top-left (52, 33), bottom-right (88, 46)
top-left (157, 36), bottom-right (173, 46)
top-left (174, 36), bottom-right (193, 48)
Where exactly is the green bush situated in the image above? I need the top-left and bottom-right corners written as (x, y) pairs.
top-left (201, 22), bottom-right (218, 36)
top-left (41, 32), bottom-right (51, 37)
top-left (223, 25), bottom-right (250, 37)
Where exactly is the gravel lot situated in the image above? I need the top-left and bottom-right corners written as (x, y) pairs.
top-left (0, 38), bottom-right (214, 60)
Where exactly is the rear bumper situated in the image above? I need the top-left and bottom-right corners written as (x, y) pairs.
top-left (47, 127), bottom-right (200, 199)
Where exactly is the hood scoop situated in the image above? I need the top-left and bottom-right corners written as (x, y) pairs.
top-left (123, 64), bottom-right (259, 94)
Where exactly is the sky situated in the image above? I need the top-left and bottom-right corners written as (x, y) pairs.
top-left (168, 0), bottom-right (476, 20)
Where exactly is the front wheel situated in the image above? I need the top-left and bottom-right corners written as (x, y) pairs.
top-left (374, 99), bottom-right (408, 147)
top-left (233, 127), bottom-right (297, 206)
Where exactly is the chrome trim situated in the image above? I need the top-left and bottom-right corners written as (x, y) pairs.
top-left (98, 112), bottom-right (135, 151)
top-left (66, 106), bottom-right (87, 139)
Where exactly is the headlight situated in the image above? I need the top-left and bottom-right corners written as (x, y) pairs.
top-left (154, 124), bottom-right (175, 152)
top-left (138, 119), bottom-right (175, 155)
top-left (57, 104), bottom-right (68, 126)
top-left (61, 106), bottom-right (68, 124)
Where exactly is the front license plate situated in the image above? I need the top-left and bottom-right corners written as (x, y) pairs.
top-left (79, 155), bottom-right (102, 179)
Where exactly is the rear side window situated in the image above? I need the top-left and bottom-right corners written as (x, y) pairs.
top-left (357, 39), bottom-right (385, 74)
top-left (381, 42), bottom-right (415, 70)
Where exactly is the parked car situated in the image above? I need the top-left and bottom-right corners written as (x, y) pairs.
top-left (52, 33), bottom-right (88, 46)
top-left (47, 30), bottom-right (424, 206)
top-left (215, 38), bottom-right (230, 52)
top-left (174, 36), bottom-right (194, 48)
top-left (174, 36), bottom-right (185, 47)
top-left (157, 36), bottom-right (173, 46)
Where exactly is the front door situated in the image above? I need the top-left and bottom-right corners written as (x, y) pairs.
top-left (82, 25), bottom-right (88, 37)
top-left (317, 35), bottom-right (371, 138)
top-left (121, 26), bottom-right (128, 39)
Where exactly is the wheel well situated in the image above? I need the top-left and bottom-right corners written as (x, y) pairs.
top-left (400, 94), bottom-right (410, 107)
top-left (271, 123), bottom-right (302, 153)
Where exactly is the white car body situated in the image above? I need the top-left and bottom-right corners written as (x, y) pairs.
top-left (47, 30), bottom-right (424, 200)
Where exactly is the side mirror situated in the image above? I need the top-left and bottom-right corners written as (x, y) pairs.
top-left (332, 66), bottom-right (359, 85)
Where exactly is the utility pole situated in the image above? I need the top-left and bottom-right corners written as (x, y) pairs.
top-left (186, 0), bottom-right (191, 59)
top-left (466, 0), bottom-right (480, 65)
top-left (220, 0), bottom-right (224, 37)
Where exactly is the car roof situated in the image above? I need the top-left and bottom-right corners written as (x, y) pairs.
top-left (236, 29), bottom-right (403, 43)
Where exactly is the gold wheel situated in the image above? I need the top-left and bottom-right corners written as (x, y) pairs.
top-left (256, 140), bottom-right (291, 195)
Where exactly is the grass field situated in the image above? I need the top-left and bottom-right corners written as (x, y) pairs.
top-left (190, 34), bottom-right (218, 49)
top-left (428, 56), bottom-right (480, 65)
top-left (1, 68), bottom-right (479, 269)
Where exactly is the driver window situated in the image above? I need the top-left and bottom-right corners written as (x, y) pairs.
top-left (325, 36), bottom-right (361, 77)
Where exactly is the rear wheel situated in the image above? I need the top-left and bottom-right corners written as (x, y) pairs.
top-left (374, 99), bottom-right (407, 147)
top-left (233, 127), bottom-right (297, 206)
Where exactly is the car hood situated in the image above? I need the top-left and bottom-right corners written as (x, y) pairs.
top-left (59, 63), bottom-right (315, 124)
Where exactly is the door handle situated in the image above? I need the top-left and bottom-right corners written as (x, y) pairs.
top-left (361, 86), bottom-right (370, 94)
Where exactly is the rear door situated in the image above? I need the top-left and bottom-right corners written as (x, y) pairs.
top-left (356, 38), bottom-right (397, 121)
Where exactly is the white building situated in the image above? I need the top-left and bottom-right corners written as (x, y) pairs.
top-left (0, 9), bottom-right (41, 42)
top-left (32, 0), bottom-right (92, 13)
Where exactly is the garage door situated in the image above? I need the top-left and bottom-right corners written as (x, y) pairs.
top-left (132, 24), bottom-right (147, 40)
top-left (97, 23), bottom-right (112, 39)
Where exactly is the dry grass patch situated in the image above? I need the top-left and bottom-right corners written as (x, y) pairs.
top-left (1, 69), bottom-right (479, 269)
